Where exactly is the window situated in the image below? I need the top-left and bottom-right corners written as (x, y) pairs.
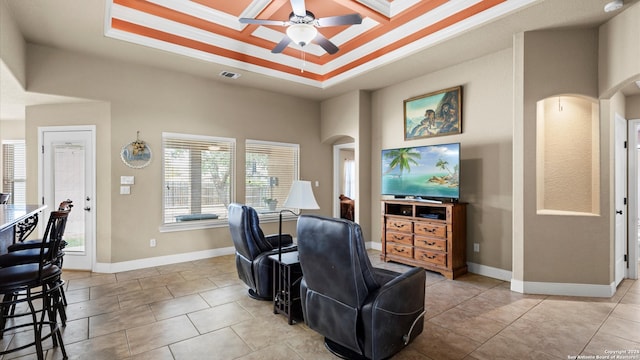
top-left (2, 140), bottom-right (26, 204)
top-left (245, 140), bottom-right (299, 213)
top-left (162, 133), bottom-right (235, 228)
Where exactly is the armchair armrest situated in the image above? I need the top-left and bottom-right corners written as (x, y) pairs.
top-left (362, 267), bottom-right (426, 358)
top-left (265, 233), bottom-right (293, 248)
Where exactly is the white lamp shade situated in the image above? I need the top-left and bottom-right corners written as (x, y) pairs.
top-left (286, 24), bottom-right (318, 47)
top-left (283, 180), bottom-right (319, 210)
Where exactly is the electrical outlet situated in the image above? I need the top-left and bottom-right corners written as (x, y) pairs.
top-left (150, 238), bottom-right (157, 247)
top-left (473, 243), bottom-right (480, 252)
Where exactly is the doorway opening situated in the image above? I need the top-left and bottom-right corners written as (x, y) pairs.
top-left (333, 142), bottom-right (355, 221)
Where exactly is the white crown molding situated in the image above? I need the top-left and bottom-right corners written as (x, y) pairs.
top-left (148, 0), bottom-right (246, 32)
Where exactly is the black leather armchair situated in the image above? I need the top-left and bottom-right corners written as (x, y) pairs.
top-left (228, 203), bottom-right (295, 300)
top-left (297, 215), bottom-right (426, 360)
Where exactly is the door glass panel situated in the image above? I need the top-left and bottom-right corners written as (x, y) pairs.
top-left (53, 143), bottom-right (85, 253)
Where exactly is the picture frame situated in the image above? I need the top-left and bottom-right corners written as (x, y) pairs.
top-left (404, 86), bottom-right (462, 140)
top-left (120, 141), bottom-right (152, 169)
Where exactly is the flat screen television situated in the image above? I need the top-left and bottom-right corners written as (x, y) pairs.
top-left (381, 143), bottom-right (460, 201)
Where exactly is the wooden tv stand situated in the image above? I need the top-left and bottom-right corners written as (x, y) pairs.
top-left (381, 200), bottom-right (467, 279)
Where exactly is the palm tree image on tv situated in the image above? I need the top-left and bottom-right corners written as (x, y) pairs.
top-left (382, 144), bottom-right (460, 198)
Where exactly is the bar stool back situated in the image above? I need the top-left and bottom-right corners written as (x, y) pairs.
top-left (0, 210), bottom-right (69, 359)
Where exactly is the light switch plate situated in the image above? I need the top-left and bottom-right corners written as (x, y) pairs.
top-left (120, 186), bottom-right (131, 195)
top-left (120, 176), bottom-right (135, 185)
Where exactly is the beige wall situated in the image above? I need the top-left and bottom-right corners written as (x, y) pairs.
top-left (598, 1), bottom-right (640, 98)
top-left (320, 90), bottom-right (372, 240)
top-left (23, 44), bottom-right (331, 264)
top-left (520, 29), bottom-right (610, 284)
top-left (0, 1), bottom-right (26, 87)
top-left (370, 48), bottom-right (514, 271)
top-left (628, 95), bottom-right (640, 119)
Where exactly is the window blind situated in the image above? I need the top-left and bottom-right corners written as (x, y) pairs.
top-left (245, 140), bottom-right (299, 212)
top-left (162, 133), bottom-right (235, 224)
top-left (2, 141), bottom-right (26, 204)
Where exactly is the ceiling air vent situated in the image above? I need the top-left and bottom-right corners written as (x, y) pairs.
top-left (219, 71), bottom-right (241, 79)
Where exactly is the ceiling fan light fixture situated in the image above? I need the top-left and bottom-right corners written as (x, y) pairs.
top-left (286, 24), bottom-right (317, 47)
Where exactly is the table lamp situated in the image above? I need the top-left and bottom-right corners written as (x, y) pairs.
top-left (278, 180), bottom-right (319, 261)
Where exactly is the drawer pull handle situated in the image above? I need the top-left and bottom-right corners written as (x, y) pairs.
top-left (393, 235), bottom-right (404, 240)
top-left (394, 247), bottom-right (405, 253)
top-left (421, 228), bottom-right (436, 233)
top-left (394, 224), bottom-right (406, 229)
top-left (425, 254), bottom-right (437, 259)
top-left (426, 242), bottom-right (436, 246)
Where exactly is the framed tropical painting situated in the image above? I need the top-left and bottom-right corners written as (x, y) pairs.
top-left (404, 86), bottom-right (463, 140)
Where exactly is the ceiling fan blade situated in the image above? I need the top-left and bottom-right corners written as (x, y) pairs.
top-left (316, 13), bottom-right (363, 27)
top-left (314, 33), bottom-right (339, 55)
top-left (272, 35), bottom-right (293, 53)
top-left (290, 0), bottom-right (306, 17)
top-left (239, 18), bottom-right (288, 26)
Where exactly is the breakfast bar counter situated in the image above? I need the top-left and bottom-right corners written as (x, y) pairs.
top-left (0, 204), bottom-right (47, 254)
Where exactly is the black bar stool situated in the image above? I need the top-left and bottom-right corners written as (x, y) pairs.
top-left (0, 211), bottom-right (69, 359)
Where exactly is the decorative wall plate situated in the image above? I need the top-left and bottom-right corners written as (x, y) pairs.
top-left (121, 140), bottom-right (152, 169)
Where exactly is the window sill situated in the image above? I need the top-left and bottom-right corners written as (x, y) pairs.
top-left (159, 219), bottom-right (229, 233)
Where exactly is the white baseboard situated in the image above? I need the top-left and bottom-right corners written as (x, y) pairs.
top-left (516, 280), bottom-right (616, 298)
top-left (94, 247), bottom-right (236, 273)
top-left (367, 241), bottom-right (382, 251)
top-left (467, 262), bottom-right (512, 281)
top-left (465, 262), bottom-right (615, 298)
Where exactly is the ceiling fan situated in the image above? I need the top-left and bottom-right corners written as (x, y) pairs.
top-left (239, 0), bottom-right (363, 55)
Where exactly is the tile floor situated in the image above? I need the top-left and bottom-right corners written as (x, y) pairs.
top-left (1, 251), bottom-right (639, 360)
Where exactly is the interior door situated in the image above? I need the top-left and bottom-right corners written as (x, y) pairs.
top-left (615, 114), bottom-right (628, 285)
top-left (41, 127), bottom-right (95, 270)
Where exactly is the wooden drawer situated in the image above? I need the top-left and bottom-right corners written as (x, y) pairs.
top-left (414, 249), bottom-right (447, 267)
top-left (414, 222), bottom-right (446, 238)
top-left (414, 237), bottom-right (447, 252)
top-left (386, 231), bottom-right (413, 245)
top-left (386, 243), bottom-right (413, 259)
top-left (386, 219), bottom-right (413, 233)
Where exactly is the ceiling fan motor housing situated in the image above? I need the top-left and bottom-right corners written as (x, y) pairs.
top-left (289, 11), bottom-right (316, 24)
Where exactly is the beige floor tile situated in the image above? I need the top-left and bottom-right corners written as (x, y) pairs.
top-left (126, 315), bottom-right (199, 355)
top-left (89, 305), bottom-right (156, 338)
top-left (149, 293), bottom-right (210, 320)
top-left (117, 286), bottom-right (174, 309)
top-left (599, 316), bottom-right (640, 343)
top-left (40, 250), bottom-right (640, 360)
top-left (89, 279), bottom-right (142, 299)
top-left (187, 302), bottom-right (254, 334)
top-left (49, 330), bottom-right (131, 360)
top-left (136, 272), bottom-right (186, 290)
top-left (581, 332), bottom-right (640, 356)
top-left (65, 295), bottom-right (121, 321)
top-left (124, 346), bottom-right (174, 360)
top-left (66, 273), bottom-right (117, 291)
top-left (198, 284), bottom-right (249, 307)
top-left (170, 327), bottom-right (252, 360)
top-left (232, 314), bottom-right (309, 350)
top-left (469, 334), bottom-right (561, 360)
top-left (114, 267), bottom-right (161, 282)
top-left (165, 278), bottom-right (217, 297)
top-left (428, 307), bottom-right (507, 343)
top-left (409, 322), bottom-right (480, 360)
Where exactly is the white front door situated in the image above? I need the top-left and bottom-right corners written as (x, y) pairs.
top-left (40, 127), bottom-right (95, 270)
top-left (615, 114), bottom-right (628, 285)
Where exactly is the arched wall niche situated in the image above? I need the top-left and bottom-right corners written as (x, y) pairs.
top-left (536, 94), bottom-right (600, 215)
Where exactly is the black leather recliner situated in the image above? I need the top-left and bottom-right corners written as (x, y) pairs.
top-left (297, 215), bottom-right (426, 360)
top-left (228, 203), bottom-right (295, 300)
